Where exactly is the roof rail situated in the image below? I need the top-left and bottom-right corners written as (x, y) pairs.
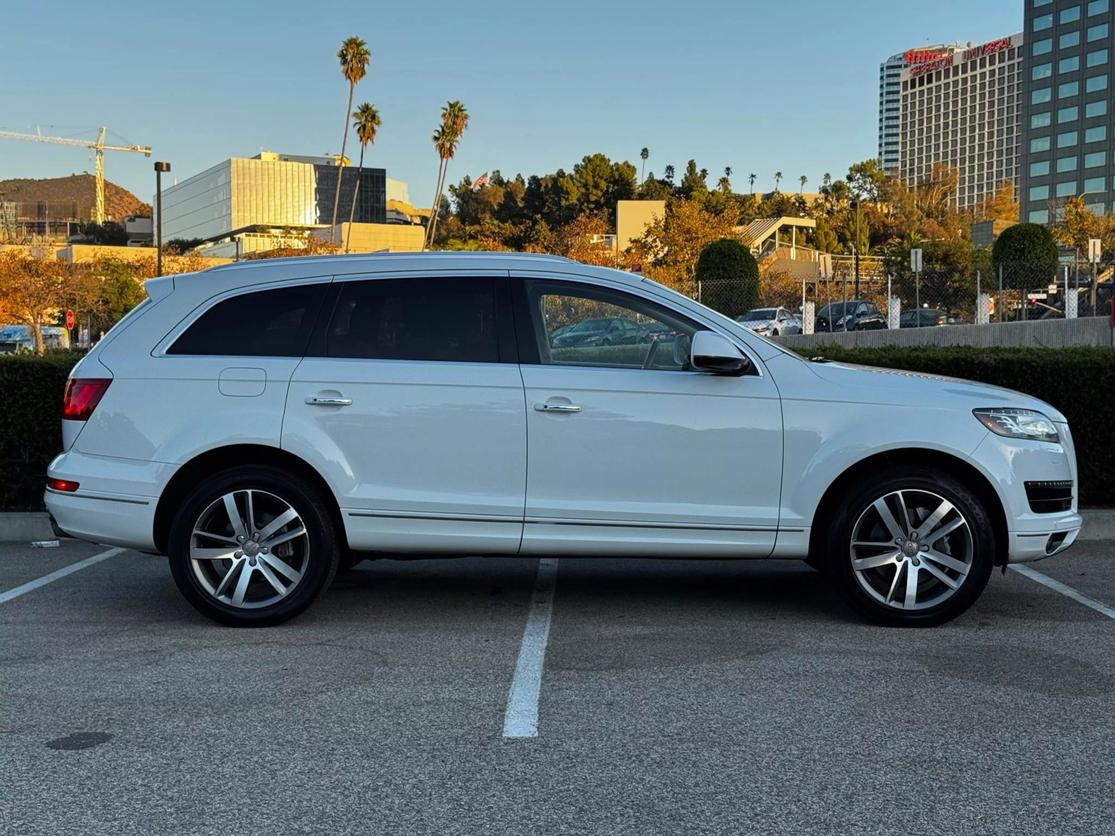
top-left (204, 250), bottom-right (576, 273)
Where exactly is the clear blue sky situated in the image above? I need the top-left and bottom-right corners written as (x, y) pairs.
top-left (1, 0), bottom-right (1020, 209)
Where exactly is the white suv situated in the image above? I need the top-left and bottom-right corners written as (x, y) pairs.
top-left (46, 253), bottom-right (1081, 627)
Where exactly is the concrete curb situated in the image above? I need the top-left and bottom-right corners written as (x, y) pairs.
top-left (0, 512), bottom-right (57, 543)
top-left (1079, 509), bottom-right (1115, 542)
top-left (2, 509), bottom-right (1112, 545)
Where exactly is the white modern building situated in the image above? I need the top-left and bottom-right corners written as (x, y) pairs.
top-left (157, 151), bottom-right (387, 248)
top-left (899, 33), bottom-right (1025, 209)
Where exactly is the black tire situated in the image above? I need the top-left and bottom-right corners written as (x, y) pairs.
top-left (168, 465), bottom-right (339, 627)
top-left (823, 466), bottom-right (995, 627)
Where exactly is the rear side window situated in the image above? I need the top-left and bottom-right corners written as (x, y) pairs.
top-left (169, 285), bottom-right (325, 356)
top-left (326, 277), bottom-right (499, 362)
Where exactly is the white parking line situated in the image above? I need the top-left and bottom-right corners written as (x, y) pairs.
top-left (502, 558), bottom-right (559, 739)
top-left (1010, 564), bottom-right (1115, 621)
top-left (0, 547), bottom-right (124, 604)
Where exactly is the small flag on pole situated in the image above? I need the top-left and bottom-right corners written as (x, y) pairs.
top-left (471, 172), bottom-right (490, 191)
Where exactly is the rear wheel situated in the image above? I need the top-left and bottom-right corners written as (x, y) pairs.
top-left (168, 466), bottom-right (339, 626)
top-left (825, 467), bottom-right (995, 627)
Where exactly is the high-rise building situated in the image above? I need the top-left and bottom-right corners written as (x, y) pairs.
top-left (1019, 0), bottom-right (1114, 224)
top-left (878, 44), bottom-right (968, 175)
top-left (899, 34), bottom-right (1024, 210)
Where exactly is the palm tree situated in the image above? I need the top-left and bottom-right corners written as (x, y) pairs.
top-left (720, 166), bottom-right (732, 194)
top-left (425, 100), bottom-right (469, 249)
top-left (330, 36), bottom-right (370, 243)
top-left (345, 102), bottom-right (381, 253)
top-left (748, 172), bottom-right (757, 194)
top-left (774, 171), bottom-right (783, 193)
top-left (640, 147), bottom-right (649, 182)
top-left (799, 175), bottom-right (808, 195)
top-left (725, 166), bottom-right (732, 179)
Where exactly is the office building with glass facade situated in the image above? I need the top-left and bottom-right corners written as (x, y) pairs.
top-left (899, 34), bottom-right (1024, 210)
top-left (158, 151), bottom-right (387, 244)
top-left (1020, 0), bottom-right (1114, 223)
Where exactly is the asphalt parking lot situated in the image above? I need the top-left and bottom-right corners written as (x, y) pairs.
top-left (2, 539), bottom-right (1113, 835)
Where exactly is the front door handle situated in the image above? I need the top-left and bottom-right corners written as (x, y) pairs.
top-left (306, 396), bottom-right (353, 407)
top-left (534, 402), bottom-right (582, 414)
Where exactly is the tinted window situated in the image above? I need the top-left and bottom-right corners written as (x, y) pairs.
top-left (170, 285), bottom-right (325, 356)
top-left (327, 277), bottom-right (499, 362)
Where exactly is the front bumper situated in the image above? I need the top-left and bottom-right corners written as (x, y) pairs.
top-left (968, 424), bottom-right (1082, 564)
top-left (44, 449), bottom-right (168, 552)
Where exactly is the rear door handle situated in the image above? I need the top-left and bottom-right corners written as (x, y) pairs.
top-left (534, 402), bottom-right (581, 414)
top-left (306, 396), bottom-right (353, 407)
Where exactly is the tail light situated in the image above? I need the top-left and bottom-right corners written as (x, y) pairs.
top-left (48, 478), bottom-right (80, 493)
top-left (936, 316), bottom-right (946, 326)
top-left (63, 378), bottom-right (111, 421)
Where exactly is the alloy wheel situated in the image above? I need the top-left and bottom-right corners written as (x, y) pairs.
top-left (849, 489), bottom-right (974, 611)
top-left (189, 489), bottom-right (309, 609)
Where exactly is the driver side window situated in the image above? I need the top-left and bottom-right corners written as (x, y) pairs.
top-left (525, 281), bottom-right (699, 371)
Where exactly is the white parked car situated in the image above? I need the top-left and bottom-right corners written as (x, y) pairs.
top-left (736, 307), bottom-right (802, 336)
top-left (46, 253), bottom-right (1081, 627)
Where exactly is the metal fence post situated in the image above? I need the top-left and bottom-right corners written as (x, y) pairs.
top-left (1003, 265), bottom-right (1012, 323)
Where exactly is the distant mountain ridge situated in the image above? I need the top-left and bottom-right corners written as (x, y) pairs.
top-left (0, 173), bottom-right (151, 221)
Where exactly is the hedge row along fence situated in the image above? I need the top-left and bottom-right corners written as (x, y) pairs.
top-left (795, 346), bottom-right (1113, 507)
top-left (0, 352), bottom-right (83, 510)
top-left (0, 347), bottom-right (1111, 511)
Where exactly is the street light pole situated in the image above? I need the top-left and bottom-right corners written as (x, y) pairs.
top-left (154, 161), bottom-right (171, 276)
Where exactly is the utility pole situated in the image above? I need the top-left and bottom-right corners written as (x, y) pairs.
top-left (852, 199), bottom-right (862, 298)
top-left (154, 161), bottom-right (171, 276)
top-left (1089, 237), bottom-right (1102, 312)
top-left (911, 248), bottom-right (923, 321)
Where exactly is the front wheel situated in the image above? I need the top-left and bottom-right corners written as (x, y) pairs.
top-left (824, 467), bottom-right (995, 627)
top-left (168, 466), bottom-right (339, 626)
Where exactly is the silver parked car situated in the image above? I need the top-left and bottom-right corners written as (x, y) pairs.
top-left (736, 307), bottom-right (801, 337)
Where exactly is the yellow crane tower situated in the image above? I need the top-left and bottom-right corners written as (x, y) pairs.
top-left (0, 127), bottom-right (152, 224)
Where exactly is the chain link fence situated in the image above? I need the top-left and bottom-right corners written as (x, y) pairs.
top-left (689, 262), bottom-right (1112, 332)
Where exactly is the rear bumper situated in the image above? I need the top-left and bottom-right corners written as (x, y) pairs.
top-left (45, 488), bottom-right (158, 551)
top-left (44, 450), bottom-right (167, 552)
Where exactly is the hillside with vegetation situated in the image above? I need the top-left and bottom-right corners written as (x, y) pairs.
top-left (0, 174), bottom-right (150, 221)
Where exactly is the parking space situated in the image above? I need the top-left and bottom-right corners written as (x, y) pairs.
top-left (2, 541), bottom-right (1113, 834)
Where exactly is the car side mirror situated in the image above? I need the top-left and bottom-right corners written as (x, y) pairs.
top-left (690, 331), bottom-right (751, 376)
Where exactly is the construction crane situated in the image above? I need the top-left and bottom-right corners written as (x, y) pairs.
top-left (0, 126), bottom-right (152, 224)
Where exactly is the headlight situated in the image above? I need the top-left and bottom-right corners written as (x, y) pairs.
top-left (973, 408), bottom-right (1060, 443)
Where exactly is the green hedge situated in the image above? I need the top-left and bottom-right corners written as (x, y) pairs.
top-left (0, 351), bottom-right (82, 510)
top-left (795, 346), bottom-right (1114, 507)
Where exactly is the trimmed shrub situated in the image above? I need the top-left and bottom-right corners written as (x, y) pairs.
top-left (992, 223), bottom-right (1059, 291)
top-left (696, 238), bottom-right (759, 318)
top-left (0, 351), bottom-right (82, 510)
top-left (795, 346), bottom-right (1114, 506)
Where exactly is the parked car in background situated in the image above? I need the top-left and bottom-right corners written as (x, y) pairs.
top-left (46, 252), bottom-right (1080, 628)
top-left (0, 324), bottom-right (71, 353)
top-left (550, 317), bottom-right (642, 347)
top-left (814, 300), bottom-right (887, 332)
top-left (736, 307), bottom-right (802, 336)
top-left (899, 309), bottom-right (966, 328)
